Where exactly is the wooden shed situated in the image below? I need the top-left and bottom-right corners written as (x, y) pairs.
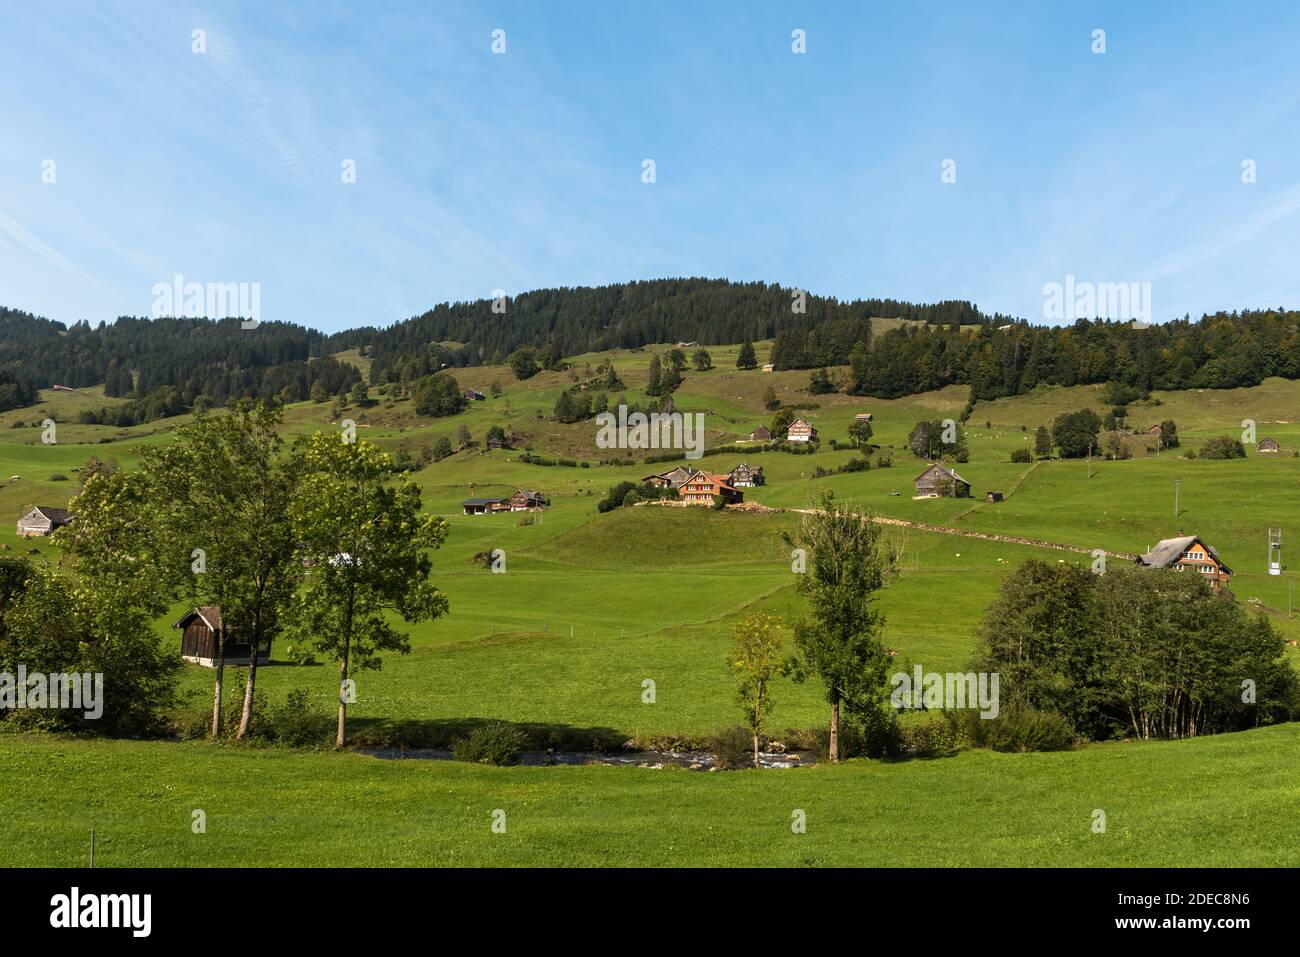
top-left (174, 606), bottom-right (270, 667)
top-left (1257, 437), bottom-right (1280, 453)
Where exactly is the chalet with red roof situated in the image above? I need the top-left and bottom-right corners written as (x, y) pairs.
top-left (679, 470), bottom-right (743, 507)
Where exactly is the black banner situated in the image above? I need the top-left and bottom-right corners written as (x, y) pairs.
top-left (0, 867), bottom-right (1285, 942)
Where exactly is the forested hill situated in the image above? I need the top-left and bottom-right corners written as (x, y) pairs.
top-left (2, 280), bottom-right (1300, 417)
top-left (326, 278), bottom-right (997, 371)
top-left (0, 307), bottom-right (358, 414)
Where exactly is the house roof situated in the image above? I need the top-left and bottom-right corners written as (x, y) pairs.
top-left (644, 465), bottom-right (693, 484)
top-left (27, 506), bottom-right (73, 523)
top-left (750, 425), bottom-right (771, 435)
top-left (914, 463), bottom-right (970, 486)
top-left (173, 605), bottom-right (223, 631)
top-left (463, 497), bottom-right (507, 506)
top-left (1137, 535), bottom-right (1232, 574)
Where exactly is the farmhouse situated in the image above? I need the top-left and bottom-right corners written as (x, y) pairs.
top-left (509, 489), bottom-right (548, 511)
top-left (487, 434), bottom-right (507, 450)
top-left (729, 463), bottom-right (765, 487)
top-left (462, 497), bottom-right (509, 515)
top-left (174, 606), bottom-right (271, 667)
top-left (1146, 424), bottom-right (1163, 436)
top-left (1134, 535), bottom-right (1232, 590)
top-left (642, 465), bottom-right (694, 489)
top-left (1257, 437), bottom-right (1280, 453)
top-left (786, 418), bottom-right (817, 442)
top-left (914, 463), bottom-right (971, 498)
top-left (679, 470), bottom-right (743, 507)
top-left (854, 412), bottom-right (873, 423)
top-left (748, 425), bottom-right (772, 441)
top-left (16, 505), bottom-right (73, 537)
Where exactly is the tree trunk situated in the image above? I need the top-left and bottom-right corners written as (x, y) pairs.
top-left (753, 730), bottom-right (760, 769)
top-left (829, 698), bottom-right (841, 762)
top-left (236, 610), bottom-right (262, 740)
top-left (210, 643), bottom-right (225, 739)
top-left (338, 598), bottom-right (353, 748)
top-left (336, 632), bottom-right (351, 748)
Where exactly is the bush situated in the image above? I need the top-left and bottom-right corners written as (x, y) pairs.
top-left (712, 726), bottom-right (753, 769)
top-left (898, 714), bottom-right (961, 756)
top-left (1199, 435), bottom-right (1246, 459)
top-left (961, 705), bottom-right (1076, 752)
top-left (1010, 448), bottom-right (1032, 463)
top-left (813, 457), bottom-right (871, 478)
top-left (49, 473), bottom-right (69, 481)
top-left (267, 688), bottom-right (333, 747)
top-left (453, 722), bottom-right (526, 765)
top-left (876, 450), bottom-right (893, 468)
top-left (838, 704), bottom-right (902, 759)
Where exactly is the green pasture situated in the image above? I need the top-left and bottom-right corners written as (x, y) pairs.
top-left (1, 725), bottom-right (1296, 866)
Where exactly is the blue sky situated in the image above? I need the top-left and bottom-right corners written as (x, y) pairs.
top-left (3, 0), bottom-right (1300, 333)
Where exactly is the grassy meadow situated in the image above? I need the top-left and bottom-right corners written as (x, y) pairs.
top-left (1, 725), bottom-right (1296, 867)
top-left (1, 344), bottom-right (1298, 866)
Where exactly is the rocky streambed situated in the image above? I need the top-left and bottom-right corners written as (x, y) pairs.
top-left (359, 747), bottom-right (817, 770)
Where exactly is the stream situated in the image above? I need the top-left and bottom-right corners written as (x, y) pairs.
top-left (359, 747), bottom-right (818, 769)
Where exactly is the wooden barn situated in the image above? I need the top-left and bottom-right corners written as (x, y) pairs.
top-left (1257, 437), bottom-right (1280, 453)
top-left (643, 465), bottom-right (694, 489)
top-left (748, 425), bottom-right (772, 442)
top-left (174, 606), bottom-right (271, 667)
top-left (914, 464), bottom-right (971, 498)
top-left (16, 505), bottom-right (73, 538)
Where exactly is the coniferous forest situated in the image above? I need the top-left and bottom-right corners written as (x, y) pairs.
top-left (2, 280), bottom-right (1300, 417)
